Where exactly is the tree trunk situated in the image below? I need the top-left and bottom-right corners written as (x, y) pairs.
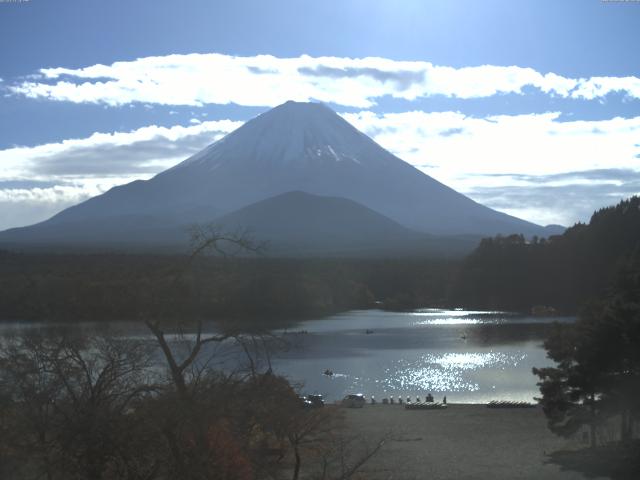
top-left (146, 321), bottom-right (188, 398)
top-left (292, 443), bottom-right (301, 480)
top-left (164, 424), bottom-right (189, 480)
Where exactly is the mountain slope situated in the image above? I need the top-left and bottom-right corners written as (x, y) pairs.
top-left (0, 101), bottom-right (551, 252)
top-left (0, 191), bottom-right (480, 257)
top-left (215, 191), bottom-right (479, 256)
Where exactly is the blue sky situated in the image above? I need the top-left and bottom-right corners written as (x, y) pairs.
top-left (1, 0), bottom-right (639, 230)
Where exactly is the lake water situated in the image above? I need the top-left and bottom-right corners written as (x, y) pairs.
top-left (270, 309), bottom-right (574, 404)
top-left (0, 309), bottom-right (574, 404)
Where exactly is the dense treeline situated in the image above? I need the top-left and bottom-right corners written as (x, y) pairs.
top-left (451, 196), bottom-right (640, 313)
top-left (4, 196), bottom-right (639, 323)
top-left (0, 251), bottom-right (457, 326)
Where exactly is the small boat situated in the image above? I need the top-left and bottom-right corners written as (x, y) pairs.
top-left (323, 369), bottom-right (334, 376)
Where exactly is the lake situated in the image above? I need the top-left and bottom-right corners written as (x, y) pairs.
top-left (0, 309), bottom-right (574, 404)
top-left (270, 309), bottom-right (574, 403)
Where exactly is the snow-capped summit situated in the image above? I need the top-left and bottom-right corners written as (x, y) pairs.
top-left (169, 101), bottom-right (383, 172)
top-left (0, 101), bottom-right (551, 253)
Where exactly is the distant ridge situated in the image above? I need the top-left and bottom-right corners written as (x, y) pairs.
top-left (215, 191), bottom-right (479, 256)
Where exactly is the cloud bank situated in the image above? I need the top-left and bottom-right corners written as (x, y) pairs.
top-left (9, 53), bottom-right (640, 108)
top-left (343, 110), bottom-right (640, 226)
top-left (0, 120), bottom-right (240, 229)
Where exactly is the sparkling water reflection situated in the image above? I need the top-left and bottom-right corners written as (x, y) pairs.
top-left (0, 309), bottom-right (574, 404)
top-left (271, 309), bottom-right (573, 403)
top-left (381, 351), bottom-right (527, 393)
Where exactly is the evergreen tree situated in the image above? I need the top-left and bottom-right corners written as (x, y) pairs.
top-left (534, 247), bottom-right (640, 447)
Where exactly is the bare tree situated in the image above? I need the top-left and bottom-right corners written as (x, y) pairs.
top-left (134, 224), bottom-right (388, 480)
top-left (0, 329), bottom-right (158, 480)
top-left (139, 225), bottom-right (273, 479)
top-left (144, 224), bottom-right (264, 400)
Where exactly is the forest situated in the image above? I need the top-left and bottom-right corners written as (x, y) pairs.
top-left (451, 196), bottom-right (640, 314)
top-left (1, 197), bottom-right (639, 327)
top-left (0, 251), bottom-right (456, 327)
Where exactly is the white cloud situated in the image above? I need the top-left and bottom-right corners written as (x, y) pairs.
top-left (0, 119), bottom-right (240, 229)
top-left (0, 183), bottom-right (101, 230)
top-left (9, 53), bottom-right (640, 108)
top-left (0, 119), bottom-right (240, 178)
top-left (571, 76), bottom-right (640, 100)
top-left (0, 185), bottom-right (94, 204)
top-left (342, 110), bottom-right (640, 225)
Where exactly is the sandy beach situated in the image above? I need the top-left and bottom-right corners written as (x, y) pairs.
top-left (342, 404), bottom-right (607, 480)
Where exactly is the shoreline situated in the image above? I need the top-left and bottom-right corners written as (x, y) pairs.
top-left (340, 404), bottom-right (602, 479)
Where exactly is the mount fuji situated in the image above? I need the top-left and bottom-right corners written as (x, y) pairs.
top-left (0, 101), bottom-right (560, 255)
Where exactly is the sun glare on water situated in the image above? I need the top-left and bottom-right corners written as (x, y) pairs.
top-left (381, 351), bottom-right (526, 393)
